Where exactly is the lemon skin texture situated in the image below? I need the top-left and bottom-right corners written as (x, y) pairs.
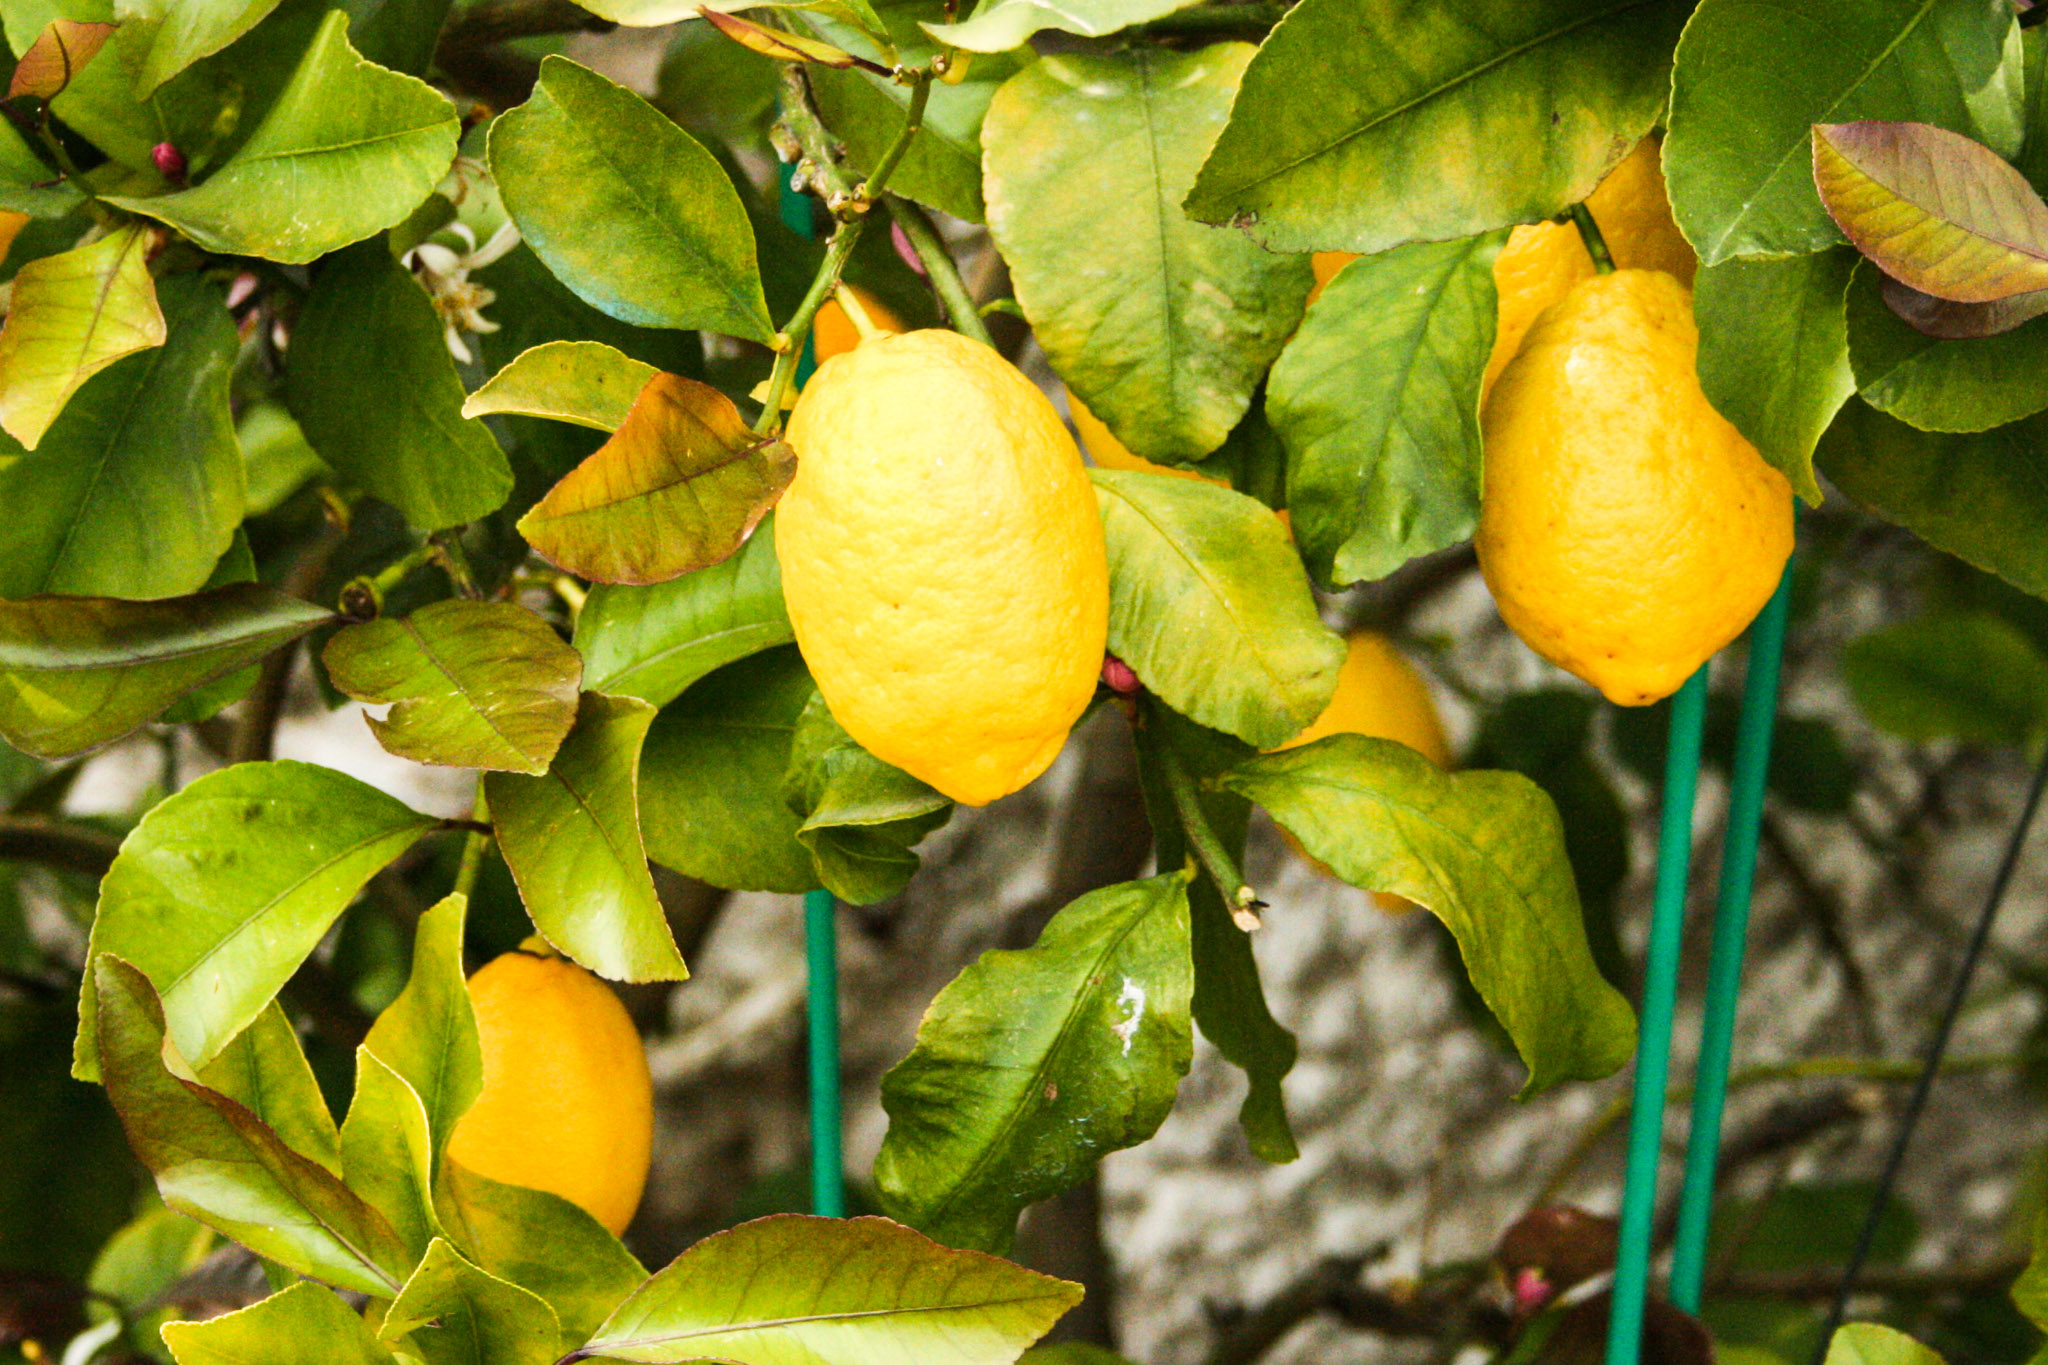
top-left (813, 285), bottom-right (903, 360)
top-left (445, 951), bottom-right (654, 1235)
top-left (1477, 270), bottom-right (1793, 708)
top-left (1584, 137), bottom-right (1695, 285)
top-left (1069, 392), bottom-right (1222, 485)
top-left (779, 329), bottom-right (1111, 806)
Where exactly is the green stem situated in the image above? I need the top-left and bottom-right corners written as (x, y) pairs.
top-left (431, 529), bottom-right (481, 599)
top-left (855, 74), bottom-right (930, 207)
top-left (454, 784), bottom-right (490, 900)
top-left (752, 221), bottom-right (868, 433)
top-left (1569, 203), bottom-right (1616, 274)
top-left (1148, 701), bottom-right (1261, 928)
top-left (31, 106), bottom-right (109, 222)
top-left (886, 195), bottom-right (994, 348)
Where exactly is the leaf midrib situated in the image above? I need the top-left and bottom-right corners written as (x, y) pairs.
top-left (595, 1285), bottom-right (1078, 1353)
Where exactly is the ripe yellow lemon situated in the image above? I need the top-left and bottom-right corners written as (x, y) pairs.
top-left (1477, 270), bottom-right (1792, 707)
top-left (813, 285), bottom-right (902, 359)
top-left (1585, 137), bottom-right (1695, 285)
top-left (445, 951), bottom-right (652, 1235)
top-left (1069, 392), bottom-right (1221, 485)
top-left (779, 329), bottom-right (1110, 806)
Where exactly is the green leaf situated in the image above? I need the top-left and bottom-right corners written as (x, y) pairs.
top-left (984, 46), bottom-right (1308, 462)
top-left (325, 600), bottom-right (584, 775)
top-left (782, 692), bottom-right (952, 906)
top-left (1842, 612), bottom-right (2048, 745)
top-left (363, 893), bottom-right (481, 1174)
top-left (383, 1238), bottom-right (563, 1365)
top-left (106, 11), bottom-right (459, 263)
top-left (0, 273), bottom-right (241, 600)
top-left (463, 340), bottom-right (657, 433)
top-left (113, 0), bottom-right (283, 96)
top-left (1021, 1348), bottom-right (1142, 1365)
top-left (287, 241), bottom-right (513, 532)
top-left (1695, 248), bottom-right (1858, 505)
top-left (517, 373), bottom-right (794, 586)
top-left (926, 0), bottom-right (1193, 51)
top-left (341, 1048), bottom-right (439, 1256)
top-left (160, 530), bottom-right (264, 726)
top-left (2015, 1209), bottom-right (2048, 1333)
top-left (484, 692), bottom-right (688, 982)
top-left (0, 116), bottom-right (77, 216)
top-left (162, 1281), bottom-right (400, 1365)
top-left (1845, 258), bottom-right (2048, 432)
top-left (342, 0), bottom-right (455, 75)
top-left (1092, 470), bottom-right (1342, 749)
top-left (1816, 400), bottom-right (2048, 600)
top-left (1267, 232), bottom-right (1501, 584)
top-left (435, 1160), bottom-right (645, 1343)
top-left (876, 874), bottom-right (1193, 1253)
top-left (1666, 0), bottom-right (2024, 266)
top-left (0, 222), bottom-right (163, 450)
top-left (87, 1195), bottom-right (217, 1314)
top-left (75, 760), bottom-right (437, 1079)
top-left (1824, 1324), bottom-right (1946, 1365)
top-left (640, 646), bottom-right (819, 894)
top-left (490, 55), bottom-right (771, 341)
top-left (1182, 0), bottom-right (1679, 253)
top-left (578, 1213), bottom-right (1081, 1363)
top-left (0, 585), bottom-right (332, 760)
top-left (197, 1001), bottom-right (340, 1173)
top-left (575, 513), bottom-right (792, 707)
top-left (94, 957), bottom-right (413, 1297)
top-left (1222, 737), bottom-right (1636, 1095)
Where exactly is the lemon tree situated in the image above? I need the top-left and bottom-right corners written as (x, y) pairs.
top-left (3, 1), bottom-right (2048, 1363)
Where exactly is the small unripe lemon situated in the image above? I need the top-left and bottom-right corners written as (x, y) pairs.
top-left (445, 950), bottom-right (652, 1235)
top-left (813, 285), bottom-right (902, 360)
top-left (1068, 392), bottom-right (1222, 485)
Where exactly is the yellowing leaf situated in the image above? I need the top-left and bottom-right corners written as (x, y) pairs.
top-left (701, 9), bottom-right (859, 66)
top-left (463, 340), bottom-right (656, 432)
top-left (0, 223), bottom-right (165, 450)
top-left (8, 18), bottom-right (116, 98)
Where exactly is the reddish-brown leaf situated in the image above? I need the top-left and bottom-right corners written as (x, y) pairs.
top-left (1880, 272), bottom-right (2048, 339)
top-left (8, 19), bottom-right (117, 100)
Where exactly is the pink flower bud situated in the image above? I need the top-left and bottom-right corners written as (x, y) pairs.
top-left (1101, 655), bottom-right (1140, 696)
top-left (151, 142), bottom-right (187, 184)
top-left (1511, 1267), bottom-right (1552, 1316)
top-left (891, 220), bottom-right (926, 277)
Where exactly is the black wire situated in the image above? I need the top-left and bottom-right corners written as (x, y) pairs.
top-left (1811, 742), bottom-right (2048, 1362)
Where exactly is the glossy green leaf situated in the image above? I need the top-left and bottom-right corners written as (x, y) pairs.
top-left (106, 11), bottom-right (459, 262)
top-left (363, 893), bottom-right (482, 1171)
top-left (576, 514), bottom-right (792, 707)
top-left (94, 957), bottom-right (413, 1297)
top-left (490, 55), bottom-right (771, 340)
top-left (1267, 232), bottom-right (1501, 584)
top-left (287, 241), bottom-right (513, 532)
top-left (0, 222), bottom-right (163, 450)
top-left (782, 692), bottom-right (952, 905)
top-left (1842, 612), bottom-right (2048, 745)
top-left (579, 1213), bottom-right (1081, 1363)
top-left (877, 874), bottom-right (1193, 1253)
top-left (435, 1160), bottom-right (646, 1343)
top-left (76, 761), bottom-right (437, 1079)
top-left (1183, 0), bottom-right (1679, 253)
top-left (1824, 1325), bottom-right (1946, 1365)
top-left (162, 1281), bottom-right (399, 1365)
top-left (985, 46), bottom-right (1308, 462)
top-left (485, 692), bottom-right (688, 982)
top-left (0, 585), bottom-right (332, 760)
top-left (1815, 119), bottom-right (2048, 303)
top-left (1092, 470), bottom-right (1342, 749)
top-left (341, 1048), bottom-right (439, 1256)
top-left (325, 600), bottom-right (584, 775)
top-left (159, 531), bottom-right (264, 727)
top-left (1223, 737), bottom-right (1636, 1094)
top-left (1845, 258), bottom-right (2048, 432)
top-left (926, 0), bottom-right (1192, 51)
top-left (1695, 248), bottom-right (1858, 505)
top-left (114, 0), bottom-right (282, 96)
top-left (0, 273), bottom-right (241, 600)
top-left (197, 1001), bottom-right (340, 1173)
top-left (640, 646), bottom-right (819, 894)
top-left (463, 340), bottom-right (657, 433)
top-left (383, 1238), bottom-right (562, 1365)
top-left (1816, 400), bottom-right (2048, 599)
top-left (518, 373), bottom-right (793, 586)
top-left (1666, 0), bottom-right (2024, 266)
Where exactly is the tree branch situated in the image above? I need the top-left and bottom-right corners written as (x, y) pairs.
top-left (0, 816), bottom-right (121, 880)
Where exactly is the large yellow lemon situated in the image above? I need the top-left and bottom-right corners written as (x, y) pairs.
top-left (445, 950), bottom-right (652, 1235)
top-left (778, 329), bottom-right (1110, 806)
top-left (1477, 270), bottom-right (1792, 707)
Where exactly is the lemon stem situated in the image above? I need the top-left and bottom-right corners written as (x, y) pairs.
top-left (833, 283), bottom-right (884, 342)
top-left (1147, 704), bottom-right (1264, 929)
top-left (1569, 203), bottom-right (1616, 275)
top-left (454, 783), bottom-right (491, 901)
top-left (887, 194), bottom-right (994, 348)
top-left (752, 222), bottom-right (865, 434)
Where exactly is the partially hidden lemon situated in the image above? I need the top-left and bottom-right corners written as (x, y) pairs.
top-left (813, 285), bottom-right (902, 360)
top-left (1477, 270), bottom-right (1792, 707)
top-left (1308, 251), bottom-right (1357, 305)
top-left (1069, 392), bottom-right (1222, 485)
top-left (779, 329), bottom-right (1110, 806)
top-left (444, 950), bottom-right (653, 1235)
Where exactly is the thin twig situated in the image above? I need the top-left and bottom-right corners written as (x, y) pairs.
top-left (0, 816), bottom-right (121, 879)
top-left (885, 195), bottom-right (994, 348)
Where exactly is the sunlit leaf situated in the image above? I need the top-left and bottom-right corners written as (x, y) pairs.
top-left (75, 761), bottom-right (437, 1079)
top-left (782, 692), bottom-right (951, 906)
top-left (463, 340), bottom-right (657, 433)
top-left (490, 55), bottom-right (773, 340)
top-left (8, 17), bottom-right (115, 98)
top-left (1845, 258), bottom-right (2048, 432)
top-left (1843, 612), bottom-right (2048, 746)
top-left (485, 692), bottom-right (688, 983)
top-left (114, 0), bottom-right (283, 97)
top-left (578, 1214), bottom-right (1081, 1363)
top-left (363, 893), bottom-right (481, 1171)
top-left (1183, 0), bottom-right (1680, 253)
top-left (0, 585), bottom-right (331, 760)
top-left (518, 373), bottom-right (794, 586)
top-left (435, 1161), bottom-right (645, 1343)
top-left (325, 600), bottom-right (583, 775)
top-left (1093, 470), bottom-right (1342, 749)
top-left (1823, 1324), bottom-right (1946, 1365)
top-left (161, 1281), bottom-right (399, 1365)
top-left (1223, 737), bottom-right (1636, 1094)
top-left (198, 1001), bottom-right (340, 1173)
top-left (383, 1238), bottom-right (563, 1365)
top-left (341, 1049), bottom-right (439, 1257)
top-left (106, 11), bottom-right (460, 263)
top-left (925, 0), bottom-right (1194, 52)
top-left (0, 222), bottom-right (163, 450)
top-left (876, 874), bottom-right (1193, 1253)
top-left (701, 10), bottom-right (858, 66)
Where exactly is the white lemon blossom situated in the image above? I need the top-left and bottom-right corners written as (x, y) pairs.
top-left (405, 218), bottom-right (519, 364)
